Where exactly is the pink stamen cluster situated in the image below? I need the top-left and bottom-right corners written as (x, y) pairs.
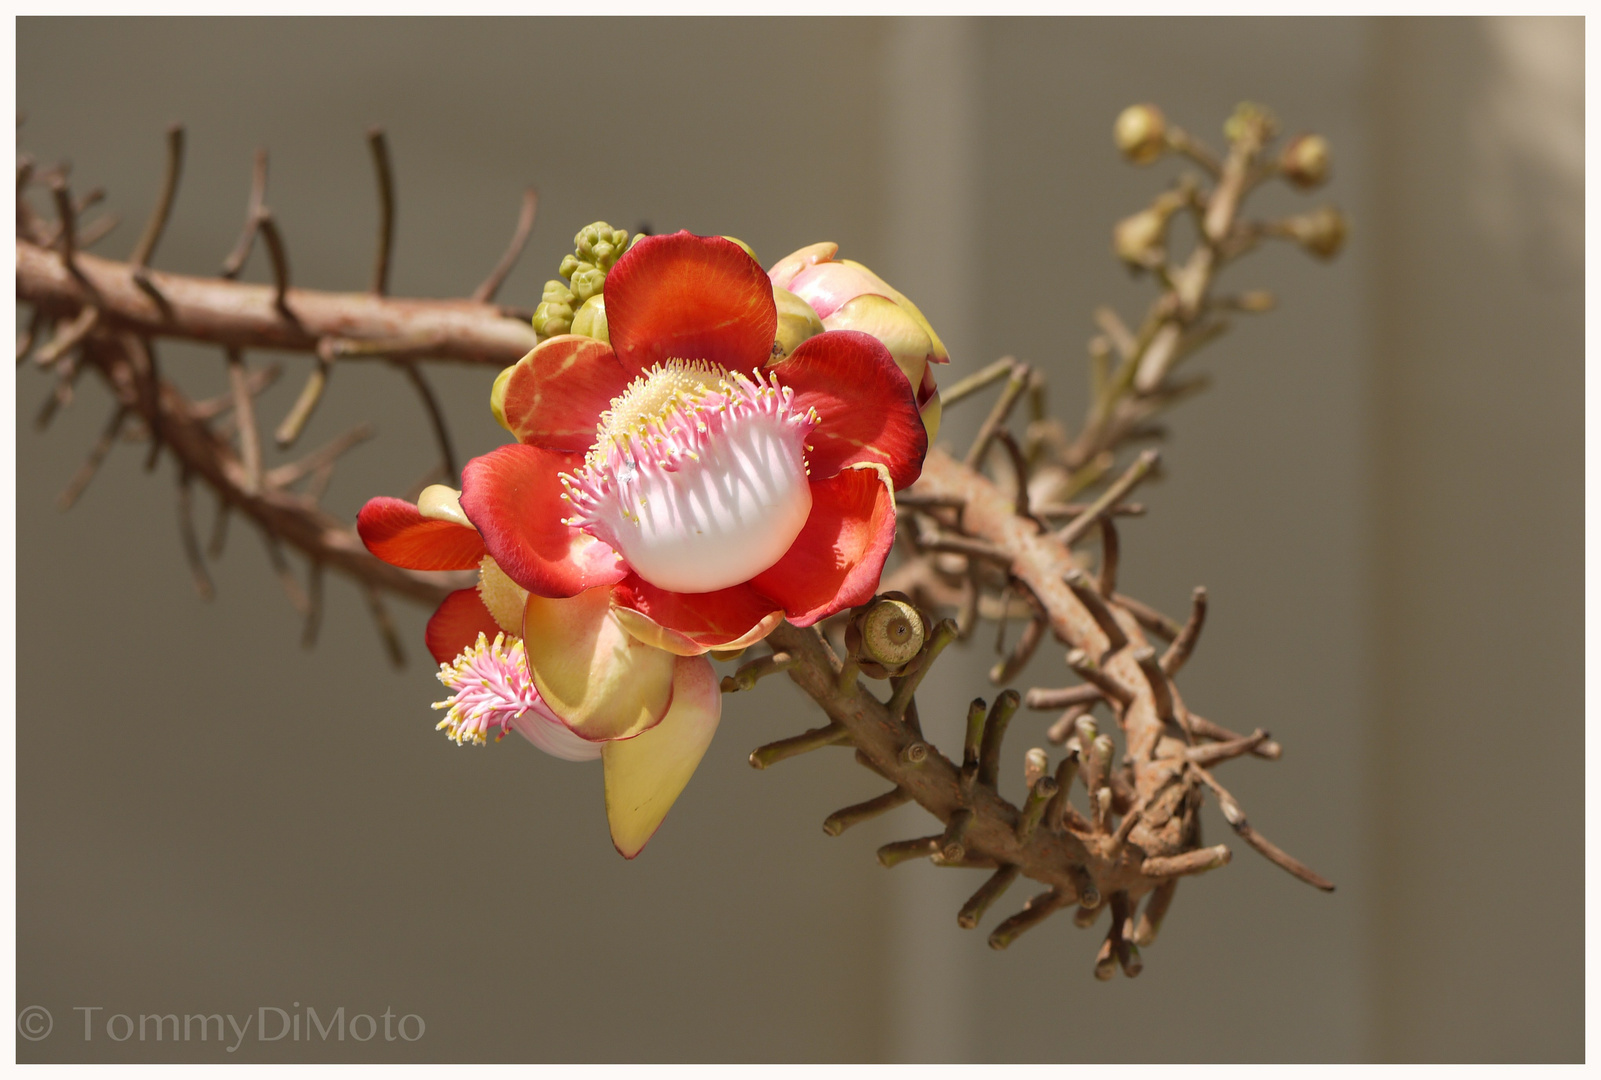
top-left (433, 632), bottom-right (543, 747)
top-left (559, 365), bottom-right (818, 530)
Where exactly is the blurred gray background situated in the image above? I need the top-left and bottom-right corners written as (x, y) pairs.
top-left (15, 17), bottom-right (1582, 1063)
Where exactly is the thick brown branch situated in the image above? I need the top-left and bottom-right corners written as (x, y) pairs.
top-left (19, 239), bottom-right (537, 366)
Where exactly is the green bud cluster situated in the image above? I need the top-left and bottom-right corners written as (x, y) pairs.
top-left (532, 221), bottom-right (631, 341)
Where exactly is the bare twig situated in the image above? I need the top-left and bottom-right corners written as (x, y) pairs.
top-left (473, 187), bottom-right (539, 303)
top-left (367, 128), bottom-right (395, 296)
top-left (395, 360), bottom-right (458, 485)
top-left (221, 149), bottom-right (269, 280)
top-left (965, 361), bottom-right (1030, 469)
top-left (226, 348), bottom-right (262, 494)
top-left (57, 405), bottom-right (129, 511)
top-left (128, 123), bottom-right (183, 271)
top-left (175, 466), bottom-right (216, 601)
top-left (1059, 449), bottom-right (1160, 547)
top-left (1160, 585), bottom-right (1208, 675)
top-left (939, 358), bottom-right (1015, 408)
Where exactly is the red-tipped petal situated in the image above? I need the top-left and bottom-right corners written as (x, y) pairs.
top-left (610, 574), bottom-right (782, 651)
top-left (424, 588), bottom-right (502, 665)
top-left (774, 330), bottom-right (928, 490)
top-left (605, 232), bottom-right (777, 376)
top-left (459, 444), bottom-right (627, 599)
top-left (491, 335), bottom-right (628, 452)
top-left (357, 497), bottom-right (486, 571)
top-left (750, 464), bottom-right (897, 627)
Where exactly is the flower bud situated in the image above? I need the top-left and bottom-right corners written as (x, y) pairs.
top-left (569, 265), bottom-right (607, 305)
top-left (531, 279), bottom-right (576, 338)
top-left (1112, 189), bottom-right (1186, 269)
top-left (569, 294), bottom-right (609, 343)
top-left (1224, 101), bottom-right (1277, 146)
top-left (1279, 134), bottom-right (1331, 189)
top-left (575, 221), bottom-right (629, 271)
top-left (1283, 204), bottom-right (1347, 260)
top-left (1113, 207), bottom-right (1167, 268)
top-left (1114, 104), bottom-right (1167, 165)
top-left (845, 592), bottom-right (927, 679)
top-left (771, 286), bottom-right (823, 361)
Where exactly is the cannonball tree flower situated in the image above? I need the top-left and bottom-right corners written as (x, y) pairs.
top-left (358, 231), bottom-right (928, 859)
top-left (768, 242), bottom-right (950, 442)
top-left (357, 484), bottom-right (725, 858)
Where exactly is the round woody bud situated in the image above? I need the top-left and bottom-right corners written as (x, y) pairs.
top-left (845, 593), bottom-right (927, 678)
top-left (1279, 134), bottom-right (1332, 189)
top-left (1285, 204), bottom-right (1347, 260)
top-left (1114, 104), bottom-right (1167, 165)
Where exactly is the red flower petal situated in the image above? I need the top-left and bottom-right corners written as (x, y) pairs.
top-left (604, 232), bottom-right (778, 376)
top-left (459, 444), bottom-right (627, 599)
top-left (492, 335), bottom-right (629, 452)
top-left (425, 588), bottom-right (502, 665)
top-left (773, 330), bottom-right (928, 490)
top-left (610, 573), bottom-right (781, 650)
top-left (357, 497), bottom-right (487, 571)
top-left (750, 464), bottom-right (897, 627)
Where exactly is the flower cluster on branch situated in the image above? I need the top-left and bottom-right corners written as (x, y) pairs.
top-left (16, 100), bottom-right (1343, 978)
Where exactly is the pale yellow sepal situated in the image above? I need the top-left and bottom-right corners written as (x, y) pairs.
top-left (920, 389), bottom-right (942, 444)
top-left (603, 655), bottom-right (722, 859)
top-left (772, 286), bottom-right (824, 361)
top-left (836, 259), bottom-right (949, 364)
top-left (522, 587), bottom-right (675, 742)
top-left (570, 294), bottom-right (610, 343)
top-left (822, 293), bottom-right (931, 395)
top-left (490, 360), bottom-right (522, 434)
top-left (416, 485), bottom-right (475, 529)
top-left (477, 557), bottom-right (528, 636)
top-left (721, 236), bottom-right (760, 265)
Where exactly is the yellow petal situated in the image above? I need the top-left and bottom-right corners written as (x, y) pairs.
top-left (822, 293), bottom-right (931, 394)
top-left (521, 587), bottom-right (675, 741)
top-left (603, 655), bottom-right (722, 859)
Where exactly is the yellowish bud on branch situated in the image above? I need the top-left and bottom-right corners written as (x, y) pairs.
top-left (1114, 104), bottom-right (1167, 165)
top-left (1282, 204), bottom-right (1347, 260)
top-left (1279, 134), bottom-right (1332, 189)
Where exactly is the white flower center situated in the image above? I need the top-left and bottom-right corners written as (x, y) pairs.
top-left (563, 361), bottom-right (817, 594)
